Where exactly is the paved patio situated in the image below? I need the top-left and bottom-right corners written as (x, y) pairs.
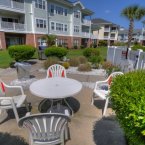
top-left (0, 60), bottom-right (127, 145)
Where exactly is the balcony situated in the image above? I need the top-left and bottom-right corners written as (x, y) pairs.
top-left (104, 36), bottom-right (110, 39)
top-left (0, 0), bottom-right (24, 12)
top-left (110, 37), bottom-right (116, 40)
top-left (82, 19), bottom-right (91, 26)
top-left (104, 28), bottom-right (110, 32)
top-left (1, 21), bottom-right (26, 32)
top-left (81, 32), bottom-right (90, 38)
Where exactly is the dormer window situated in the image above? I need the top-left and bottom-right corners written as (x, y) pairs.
top-left (35, 0), bottom-right (45, 10)
top-left (74, 11), bottom-right (80, 18)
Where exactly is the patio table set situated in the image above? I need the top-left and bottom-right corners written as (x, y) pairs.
top-left (0, 63), bottom-right (123, 145)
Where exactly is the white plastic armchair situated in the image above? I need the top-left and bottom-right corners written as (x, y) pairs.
top-left (0, 79), bottom-right (29, 122)
top-left (46, 64), bottom-right (66, 78)
top-left (91, 72), bottom-right (124, 116)
top-left (18, 113), bottom-right (70, 145)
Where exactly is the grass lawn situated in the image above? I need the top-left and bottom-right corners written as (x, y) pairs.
top-left (0, 47), bottom-right (107, 68)
top-left (0, 50), bottom-right (13, 68)
top-left (67, 47), bottom-right (107, 59)
top-left (0, 50), bottom-right (38, 68)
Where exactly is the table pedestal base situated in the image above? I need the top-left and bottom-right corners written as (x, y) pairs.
top-left (0, 109), bottom-right (8, 123)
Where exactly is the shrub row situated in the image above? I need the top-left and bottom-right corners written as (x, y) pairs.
top-left (8, 45), bottom-right (36, 62)
top-left (110, 70), bottom-right (145, 145)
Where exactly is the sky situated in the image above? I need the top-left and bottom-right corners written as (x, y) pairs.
top-left (78, 0), bottom-right (145, 29)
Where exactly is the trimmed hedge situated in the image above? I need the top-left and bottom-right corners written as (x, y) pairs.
top-left (44, 46), bottom-right (68, 59)
top-left (83, 48), bottom-right (100, 58)
top-left (110, 70), bottom-right (145, 145)
top-left (8, 45), bottom-right (36, 62)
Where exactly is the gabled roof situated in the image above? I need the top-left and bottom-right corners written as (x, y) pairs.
top-left (73, 1), bottom-right (85, 9)
top-left (119, 29), bottom-right (141, 35)
top-left (92, 18), bottom-right (119, 27)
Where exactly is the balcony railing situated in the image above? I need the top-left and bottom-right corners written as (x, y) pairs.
top-left (81, 32), bottom-right (90, 38)
top-left (104, 28), bottom-right (110, 32)
top-left (110, 37), bottom-right (115, 40)
top-left (1, 21), bottom-right (26, 31)
top-left (0, 0), bottom-right (24, 11)
top-left (104, 36), bottom-right (110, 39)
top-left (82, 19), bottom-right (91, 26)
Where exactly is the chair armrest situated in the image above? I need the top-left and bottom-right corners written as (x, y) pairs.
top-left (0, 97), bottom-right (13, 100)
top-left (94, 80), bottom-right (108, 90)
top-left (4, 85), bottom-right (24, 95)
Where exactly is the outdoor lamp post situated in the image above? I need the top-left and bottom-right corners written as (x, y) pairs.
top-left (55, 38), bottom-right (58, 47)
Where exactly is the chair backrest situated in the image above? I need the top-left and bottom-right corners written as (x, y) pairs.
top-left (47, 64), bottom-right (66, 78)
top-left (18, 113), bottom-right (69, 143)
top-left (107, 72), bottom-right (124, 86)
top-left (0, 80), bottom-right (6, 96)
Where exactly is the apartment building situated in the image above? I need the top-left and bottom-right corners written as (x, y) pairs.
top-left (118, 28), bottom-right (142, 43)
top-left (0, 0), bottom-right (96, 49)
top-left (91, 18), bottom-right (119, 45)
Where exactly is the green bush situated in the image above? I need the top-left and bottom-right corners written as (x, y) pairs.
top-left (78, 63), bottom-right (92, 72)
top-left (8, 45), bottom-right (36, 62)
top-left (62, 62), bottom-right (70, 69)
top-left (78, 56), bottom-right (87, 64)
top-left (114, 42), bottom-right (127, 46)
top-left (44, 46), bottom-right (68, 59)
top-left (83, 48), bottom-right (100, 58)
top-left (102, 61), bottom-right (121, 76)
top-left (69, 57), bottom-right (80, 67)
top-left (132, 44), bottom-right (145, 51)
top-left (98, 40), bottom-right (108, 46)
top-left (89, 55), bottom-right (103, 64)
top-left (110, 70), bottom-right (145, 145)
top-left (44, 57), bottom-right (59, 69)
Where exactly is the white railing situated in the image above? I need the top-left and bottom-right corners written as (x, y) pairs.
top-left (12, 1), bottom-right (24, 10)
top-left (0, 0), bottom-right (24, 10)
top-left (82, 19), bottom-right (91, 26)
top-left (110, 36), bottom-right (115, 40)
top-left (81, 32), bottom-right (90, 38)
top-left (1, 21), bottom-right (26, 31)
top-left (111, 30), bottom-right (116, 32)
top-left (104, 36), bottom-right (110, 39)
top-left (104, 28), bottom-right (110, 32)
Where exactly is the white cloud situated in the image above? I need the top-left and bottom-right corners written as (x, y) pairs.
top-left (105, 10), bottom-right (111, 14)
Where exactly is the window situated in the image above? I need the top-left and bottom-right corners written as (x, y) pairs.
top-left (56, 23), bottom-right (63, 31)
top-left (74, 11), bottom-right (80, 18)
top-left (64, 9), bottom-right (67, 16)
top-left (36, 19), bottom-right (46, 28)
top-left (73, 39), bottom-right (79, 46)
top-left (51, 22), bottom-right (55, 30)
top-left (50, 5), bottom-right (54, 14)
top-left (64, 25), bottom-right (67, 32)
top-left (74, 26), bottom-right (79, 33)
top-left (38, 38), bottom-right (47, 46)
top-left (2, 18), bottom-right (19, 23)
top-left (35, 0), bottom-right (45, 10)
top-left (56, 6), bottom-right (63, 15)
top-left (57, 39), bottom-right (67, 46)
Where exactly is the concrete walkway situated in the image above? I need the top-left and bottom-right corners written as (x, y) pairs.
top-left (0, 60), bottom-right (127, 145)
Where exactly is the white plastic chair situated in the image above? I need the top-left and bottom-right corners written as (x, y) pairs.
top-left (18, 113), bottom-right (70, 145)
top-left (0, 79), bottom-right (29, 122)
top-left (91, 72), bottom-right (124, 116)
top-left (46, 64), bottom-right (66, 78)
top-left (46, 64), bottom-right (73, 115)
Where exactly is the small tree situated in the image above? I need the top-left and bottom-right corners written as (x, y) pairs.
top-left (41, 35), bottom-right (56, 47)
top-left (121, 5), bottom-right (145, 58)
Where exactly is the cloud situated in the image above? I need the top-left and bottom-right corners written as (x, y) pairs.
top-left (105, 10), bottom-right (111, 14)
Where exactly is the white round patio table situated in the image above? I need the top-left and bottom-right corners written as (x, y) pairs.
top-left (29, 77), bottom-right (82, 115)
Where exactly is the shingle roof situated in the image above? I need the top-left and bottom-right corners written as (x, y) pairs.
top-left (92, 18), bottom-right (112, 24)
top-left (119, 29), bottom-right (141, 34)
top-left (92, 18), bottom-right (119, 27)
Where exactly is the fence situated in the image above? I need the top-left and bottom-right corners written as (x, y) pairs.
top-left (107, 46), bottom-right (145, 72)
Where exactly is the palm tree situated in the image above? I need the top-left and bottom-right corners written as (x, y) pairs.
top-left (121, 5), bottom-right (145, 58)
top-left (41, 35), bottom-right (56, 47)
